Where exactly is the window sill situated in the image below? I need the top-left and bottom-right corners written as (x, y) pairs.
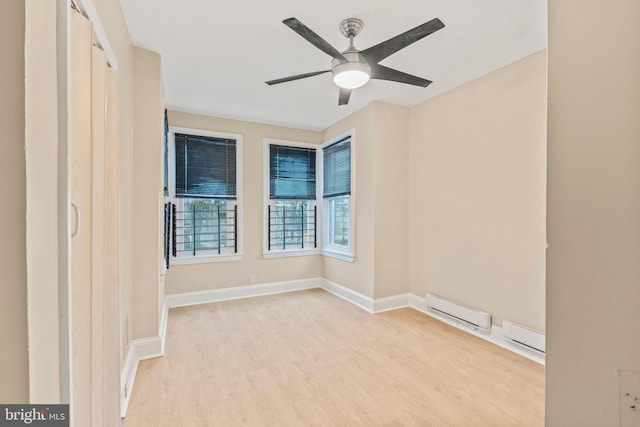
top-left (263, 249), bottom-right (321, 259)
top-left (322, 249), bottom-right (355, 263)
top-left (171, 253), bottom-right (243, 265)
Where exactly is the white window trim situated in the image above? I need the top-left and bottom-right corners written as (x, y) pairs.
top-left (168, 126), bottom-right (243, 264)
top-left (322, 249), bottom-right (355, 263)
top-left (263, 249), bottom-right (321, 259)
top-left (321, 129), bottom-right (355, 262)
top-left (171, 254), bottom-right (243, 265)
top-left (262, 138), bottom-right (321, 258)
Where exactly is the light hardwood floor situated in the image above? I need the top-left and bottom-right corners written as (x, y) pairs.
top-left (124, 289), bottom-right (544, 426)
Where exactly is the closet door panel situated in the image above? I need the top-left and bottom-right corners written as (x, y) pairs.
top-left (70, 9), bottom-right (93, 426)
top-left (90, 44), bottom-right (107, 427)
top-left (104, 66), bottom-right (121, 426)
top-left (71, 7), bottom-right (123, 425)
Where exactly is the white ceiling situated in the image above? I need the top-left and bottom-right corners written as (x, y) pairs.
top-left (120, 0), bottom-right (546, 131)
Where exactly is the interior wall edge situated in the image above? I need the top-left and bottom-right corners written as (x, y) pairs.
top-left (0, 0), bottom-right (29, 404)
top-left (25, 0), bottom-right (62, 403)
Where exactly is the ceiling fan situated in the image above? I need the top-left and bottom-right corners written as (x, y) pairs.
top-left (265, 17), bottom-right (445, 105)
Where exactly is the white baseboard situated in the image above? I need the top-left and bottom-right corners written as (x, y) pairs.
top-left (408, 294), bottom-right (545, 365)
top-left (407, 293), bottom-right (427, 313)
top-left (120, 343), bottom-right (136, 418)
top-left (123, 303), bottom-right (168, 417)
top-left (159, 300), bottom-right (169, 355)
top-left (120, 335), bottom-right (163, 417)
top-left (165, 278), bottom-right (322, 308)
top-left (134, 336), bottom-right (163, 360)
top-left (320, 279), bottom-right (374, 313)
top-left (373, 293), bottom-right (410, 313)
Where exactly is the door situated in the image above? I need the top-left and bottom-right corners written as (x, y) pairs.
top-left (70, 7), bottom-right (120, 426)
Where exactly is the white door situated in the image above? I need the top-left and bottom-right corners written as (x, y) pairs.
top-left (70, 8), bottom-right (121, 426)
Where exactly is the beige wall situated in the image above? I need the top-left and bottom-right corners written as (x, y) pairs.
top-left (132, 47), bottom-right (164, 340)
top-left (409, 51), bottom-right (547, 330)
top-left (322, 104), bottom-right (376, 298)
top-left (322, 55), bottom-right (546, 309)
top-left (0, 0), bottom-right (29, 403)
top-left (165, 111), bottom-right (322, 294)
top-left (91, 0), bottom-right (135, 361)
top-left (166, 53), bottom-right (547, 316)
top-left (25, 0), bottom-right (61, 402)
top-left (546, 0), bottom-right (640, 424)
top-left (372, 102), bottom-right (410, 299)
top-left (166, 102), bottom-right (409, 301)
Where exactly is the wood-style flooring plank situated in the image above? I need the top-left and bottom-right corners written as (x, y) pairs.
top-left (124, 289), bottom-right (544, 426)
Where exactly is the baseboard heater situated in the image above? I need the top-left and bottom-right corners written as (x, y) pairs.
top-left (425, 294), bottom-right (492, 332)
top-left (502, 320), bottom-right (545, 354)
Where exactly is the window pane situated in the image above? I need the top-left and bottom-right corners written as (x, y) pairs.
top-left (329, 197), bottom-right (349, 247)
top-left (174, 198), bottom-right (237, 256)
top-left (270, 145), bottom-right (316, 199)
top-left (268, 200), bottom-right (316, 250)
top-left (323, 137), bottom-right (351, 198)
top-left (175, 133), bottom-right (237, 199)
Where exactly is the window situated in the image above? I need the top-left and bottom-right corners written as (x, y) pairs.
top-left (163, 110), bottom-right (170, 269)
top-left (168, 127), bottom-right (242, 263)
top-left (264, 140), bottom-right (319, 257)
top-left (163, 109), bottom-right (169, 195)
top-left (323, 133), bottom-right (354, 260)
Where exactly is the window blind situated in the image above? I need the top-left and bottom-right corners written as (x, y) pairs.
top-left (323, 136), bottom-right (351, 198)
top-left (175, 133), bottom-right (237, 199)
top-left (269, 145), bottom-right (316, 199)
top-left (163, 110), bottom-right (169, 194)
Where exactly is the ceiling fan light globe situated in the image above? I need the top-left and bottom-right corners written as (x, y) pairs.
top-left (333, 70), bottom-right (370, 89)
top-left (332, 61), bottom-right (371, 89)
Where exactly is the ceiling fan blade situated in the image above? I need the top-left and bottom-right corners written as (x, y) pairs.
top-left (361, 18), bottom-right (445, 64)
top-left (338, 87), bottom-right (352, 105)
top-left (283, 18), bottom-right (347, 62)
top-left (370, 64), bottom-right (432, 87)
top-left (265, 70), bottom-right (331, 85)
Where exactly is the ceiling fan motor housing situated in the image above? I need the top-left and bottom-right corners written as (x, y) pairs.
top-left (332, 52), bottom-right (370, 73)
top-left (332, 52), bottom-right (372, 89)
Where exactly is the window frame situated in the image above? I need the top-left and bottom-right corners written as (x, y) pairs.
top-left (262, 138), bottom-right (321, 259)
top-left (322, 130), bottom-right (355, 262)
top-left (168, 126), bottom-right (243, 264)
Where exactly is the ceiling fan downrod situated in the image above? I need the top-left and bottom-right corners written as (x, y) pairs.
top-left (340, 18), bottom-right (364, 51)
